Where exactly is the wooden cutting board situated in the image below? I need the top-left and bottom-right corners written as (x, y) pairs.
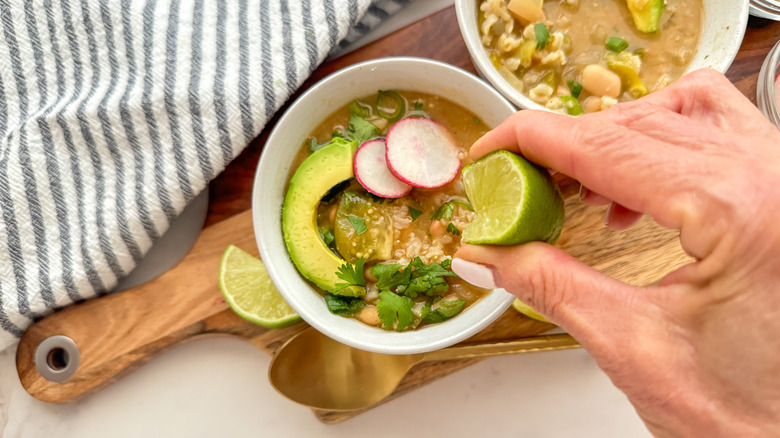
top-left (15, 5), bottom-right (776, 426)
top-left (15, 177), bottom-right (691, 424)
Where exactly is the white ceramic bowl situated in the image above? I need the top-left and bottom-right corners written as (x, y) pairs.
top-left (757, 40), bottom-right (780, 128)
top-left (455, 0), bottom-right (750, 110)
top-left (253, 57), bottom-right (517, 355)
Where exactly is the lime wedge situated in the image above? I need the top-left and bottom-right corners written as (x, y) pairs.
top-left (512, 298), bottom-right (551, 323)
top-left (461, 150), bottom-right (564, 245)
top-left (219, 245), bottom-right (302, 328)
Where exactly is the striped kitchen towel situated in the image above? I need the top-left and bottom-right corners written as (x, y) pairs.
top-left (0, 0), bottom-right (412, 351)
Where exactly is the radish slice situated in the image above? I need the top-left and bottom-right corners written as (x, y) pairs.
top-left (354, 138), bottom-right (413, 198)
top-left (385, 118), bottom-right (461, 189)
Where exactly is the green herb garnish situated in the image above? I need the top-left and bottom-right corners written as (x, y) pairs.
top-left (347, 215), bottom-right (368, 235)
top-left (534, 23), bottom-right (550, 50)
top-left (450, 199), bottom-right (474, 211)
top-left (409, 207), bottom-right (422, 221)
top-left (335, 258), bottom-right (366, 290)
top-left (371, 257), bottom-right (456, 299)
top-left (566, 79), bottom-right (582, 98)
top-left (325, 293), bottom-right (366, 316)
top-left (605, 37), bottom-right (629, 53)
top-left (372, 263), bottom-right (411, 291)
top-left (446, 223), bottom-right (461, 236)
top-left (376, 291), bottom-right (415, 331)
top-left (432, 199), bottom-right (473, 220)
top-left (342, 191), bottom-right (360, 209)
top-left (432, 202), bottom-right (454, 220)
top-left (346, 113), bottom-right (380, 145)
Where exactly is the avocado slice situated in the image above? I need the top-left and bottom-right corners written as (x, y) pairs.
top-left (282, 139), bottom-right (365, 297)
top-left (626, 0), bottom-right (664, 33)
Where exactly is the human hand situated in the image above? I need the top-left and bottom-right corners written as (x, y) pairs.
top-left (451, 69), bottom-right (780, 437)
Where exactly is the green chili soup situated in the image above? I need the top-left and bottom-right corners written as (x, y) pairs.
top-left (479, 0), bottom-right (703, 114)
top-left (285, 90), bottom-right (492, 331)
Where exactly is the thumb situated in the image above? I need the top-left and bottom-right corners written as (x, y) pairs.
top-left (452, 242), bottom-right (650, 354)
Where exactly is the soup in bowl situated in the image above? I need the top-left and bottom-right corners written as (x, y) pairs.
top-left (455, 0), bottom-right (749, 112)
top-left (253, 58), bottom-right (517, 354)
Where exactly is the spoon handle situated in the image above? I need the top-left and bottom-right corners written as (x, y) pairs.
top-left (422, 333), bottom-right (581, 362)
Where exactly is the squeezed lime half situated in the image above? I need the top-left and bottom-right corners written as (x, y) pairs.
top-left (461, 150), bottom-right (564, 245)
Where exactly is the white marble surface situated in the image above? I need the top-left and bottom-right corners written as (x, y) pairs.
top-left (0, 1), bottom-right (653, 436)
top-left (0, 338), bottom-right (650, 438)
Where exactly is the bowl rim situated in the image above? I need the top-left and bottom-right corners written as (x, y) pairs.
top-left (454, 0), bottom-right (751, 111)
top-left (252, 57), bottom-right (517, 355)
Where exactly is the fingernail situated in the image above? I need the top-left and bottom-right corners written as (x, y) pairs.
top-left (451, 258), bottom-right (497, 289)
top-left (578, 184), bottom-right (590, 201)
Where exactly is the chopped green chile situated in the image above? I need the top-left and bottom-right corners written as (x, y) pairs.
top-left (605, 36), bottom-right (629, 52)
top-left (375, 90), bottom-right (405, 122)
top-left (561, 96), bottom-right (583, 116)
top-left (349, 99), bottom-right (371, 118)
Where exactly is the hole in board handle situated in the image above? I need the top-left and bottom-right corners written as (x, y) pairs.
top-left (35, 335), bottom-right (81, 383)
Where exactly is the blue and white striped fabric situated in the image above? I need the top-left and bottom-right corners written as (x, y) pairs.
top-left (0, 0), bottom-right (411, 351)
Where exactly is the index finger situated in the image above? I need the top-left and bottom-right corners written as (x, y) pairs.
top-left (469, 104), bottom-right (706, 233)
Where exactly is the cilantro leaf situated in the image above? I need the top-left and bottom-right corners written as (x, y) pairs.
top-left (413, 101), bottom-right (424, 111)
top-left (376, 291), bottom-right (415, 331)
top-left (347, 215), bottom-right (368, 235)
top-left (450, 199), bottom-right (474, 211)
top-left (335, 258), bottom-right (366, 290)
top-left (535, 23), bottom-right (550, 50)
top-left (419, 300), bottom-right (432, 320)
top-left (397, 257), bottom-right (457, 298)
top-left (424, 299), bottom-right (466, 323)
top-left (446, 223), bottom-right (461, 236)
top-left (346, 113), bottom-right (380, 145)
top-left (372, 263), bottom-right (411, 291)
top-left (432, 199), bottom-right (473, 221)
top-left (409, 207), bottom-right (422, 221)
top-left (325, 293), bottom-right (366, 316)
top-left (370, 258), bottom-right (456, 299)
top-left (342, 191), bottom-right (360, 209)
top-left (432, 202), bottom-right (454, 220)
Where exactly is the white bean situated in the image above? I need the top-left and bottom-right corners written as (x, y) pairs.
top-left (357, 306), bottom-right (381, 326)
top-left (581, 65), bottom-right (621, 99)
top-left (582, 96), bottom-right (602, 113)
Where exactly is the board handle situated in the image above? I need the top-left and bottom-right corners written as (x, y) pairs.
top-left (14, 210), bottom-right (278, 403)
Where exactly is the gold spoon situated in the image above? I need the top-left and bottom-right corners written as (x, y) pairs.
top-left (268, 327), bottom-right (581, 411)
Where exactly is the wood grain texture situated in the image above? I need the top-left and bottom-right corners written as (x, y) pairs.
top-left (16, 4), bottom-right (780, 424)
